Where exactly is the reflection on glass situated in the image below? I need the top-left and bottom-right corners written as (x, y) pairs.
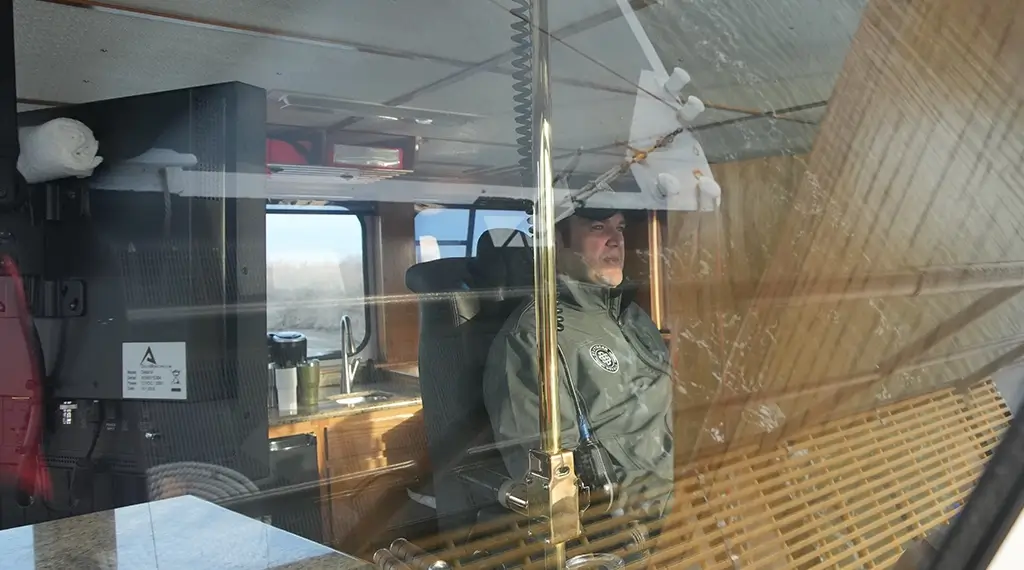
top-left (4, 0), bottom-right (1024, 568)
top-left (0, 526), bottom-right (33, 570)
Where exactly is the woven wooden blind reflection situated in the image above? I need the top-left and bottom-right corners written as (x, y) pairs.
top-left (422, 381), bottom-right (1009, 569)
top-left (644, 382), bottom-right (1008, 569)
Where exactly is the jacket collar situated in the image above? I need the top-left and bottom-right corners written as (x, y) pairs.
top-left (557, 275), bottom-right (638, 317)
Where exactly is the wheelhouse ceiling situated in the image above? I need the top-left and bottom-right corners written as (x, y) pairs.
top-left (12, 0), bottom-right (867, 185)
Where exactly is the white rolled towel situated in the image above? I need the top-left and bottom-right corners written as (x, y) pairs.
top-left (17, 117), bottom-right (103, 184)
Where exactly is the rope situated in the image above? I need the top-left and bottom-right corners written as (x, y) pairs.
top-left (146, 461), bottom-right (259, 502)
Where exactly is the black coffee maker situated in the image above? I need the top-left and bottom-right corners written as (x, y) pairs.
top-left (267, 332), bottom-right (307, 411)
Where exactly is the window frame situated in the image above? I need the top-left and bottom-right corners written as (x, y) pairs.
top-left (932, 407), bottom-right (1024, 570)
top-left (265, 202), bottom-right (373, 357)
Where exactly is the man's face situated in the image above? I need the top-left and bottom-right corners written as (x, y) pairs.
top-left (559, 212), bottom-right (626, 287)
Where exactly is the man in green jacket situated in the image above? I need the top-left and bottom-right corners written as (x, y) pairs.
top-left (482, 208), bottom-right (674, 515)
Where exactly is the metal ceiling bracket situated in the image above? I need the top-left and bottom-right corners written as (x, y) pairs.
top-left (615, 0), bottom-right (668, 77)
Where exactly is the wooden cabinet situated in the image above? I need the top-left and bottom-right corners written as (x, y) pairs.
top-left (323, 406), bottom-right (426, 474)
top-left (323, 406), bottom-right (431, 554)
top-left (268, 403), bottom-right (432, 556)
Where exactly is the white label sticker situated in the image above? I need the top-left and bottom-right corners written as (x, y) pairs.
top-left (122, 342), bottom-right (187, 400)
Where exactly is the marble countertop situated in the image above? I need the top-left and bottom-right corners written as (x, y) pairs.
top-left (0, 495), bottom-right (372, 570)
top-left (269, 373), bottom-right (422, 427)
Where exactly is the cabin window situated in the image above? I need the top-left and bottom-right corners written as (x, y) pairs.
top-left (414, 207), bottom-right (531, 262)
top-left (265, 204), bottom-right (370, 357)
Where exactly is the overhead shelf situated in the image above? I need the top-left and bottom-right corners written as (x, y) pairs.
top-left (267, 163), bottom-right (412, 185)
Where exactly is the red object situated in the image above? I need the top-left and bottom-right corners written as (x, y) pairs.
top-left (0, 256), bottom-right (51, 501)
top-left (266, 138), bottom-right (313, 172)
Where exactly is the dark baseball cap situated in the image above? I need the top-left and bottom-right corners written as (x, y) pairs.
top-left (571, 208), bottom-right (622, 221)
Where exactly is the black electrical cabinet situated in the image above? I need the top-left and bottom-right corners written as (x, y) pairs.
top-left (1, 82), bottom-right (270, 527)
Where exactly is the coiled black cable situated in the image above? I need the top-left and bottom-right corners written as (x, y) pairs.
top-left (509, 0), bottom-right (534, 188)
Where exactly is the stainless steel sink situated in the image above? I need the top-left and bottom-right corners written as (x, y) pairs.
top-left (331, 390), bottom-right (395, 407)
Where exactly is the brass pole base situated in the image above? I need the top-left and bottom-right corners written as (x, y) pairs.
top-left (526, 449), bottom-right (582, 546)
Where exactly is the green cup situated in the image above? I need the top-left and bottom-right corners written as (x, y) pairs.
top-left (296, 359), bottom-right (321, 408)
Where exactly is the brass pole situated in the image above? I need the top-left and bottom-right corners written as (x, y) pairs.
top-left (531, 0), bottom-right (559, 459)
top-left (530, 0), bottom-right (574, 566)
top-left (647, 211), bottom-right (665, 330)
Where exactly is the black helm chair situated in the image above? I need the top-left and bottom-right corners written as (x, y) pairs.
top-left (405, 229), bottom-right (532, 535)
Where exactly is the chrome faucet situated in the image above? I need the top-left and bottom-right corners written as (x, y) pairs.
top-left (340, 315), bottom-right (362, 394)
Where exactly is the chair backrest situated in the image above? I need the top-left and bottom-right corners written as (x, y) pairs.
top-left (406, 229), bottom-right (532, 533)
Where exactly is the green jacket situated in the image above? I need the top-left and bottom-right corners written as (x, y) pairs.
top-left (482, 277), bottom-right (674, 506)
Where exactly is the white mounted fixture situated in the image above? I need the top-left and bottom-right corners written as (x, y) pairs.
top-left (617, 0), bottom-right (721, 214)
top-left (626, 68), bottom-right (718, 213)
top-left (543, 0), bottom-right (720, 219)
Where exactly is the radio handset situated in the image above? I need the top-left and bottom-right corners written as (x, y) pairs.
top-left (557, 348), bottom-right (616, 512)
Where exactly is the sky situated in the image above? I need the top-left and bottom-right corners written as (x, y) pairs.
top-left (266, 211), bottom-right (363, 263)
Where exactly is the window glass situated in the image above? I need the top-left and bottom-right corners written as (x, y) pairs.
top-left (414, 207), bottom-right (531, 261)
top-left (266, 208), bottom-right (367, 357)
top-left (471, 210), bottom-right (530, 255)
top-left (414, 207), bottom-right (470, 240)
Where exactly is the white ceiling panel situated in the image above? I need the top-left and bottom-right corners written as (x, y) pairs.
top-left (403, 68), bottom-right (745, 147)
top-left (484, 0), bottom-right (628, 39)
top-left (405, 71), bottom-right (636, 149)
top-left (11, 0), bottom-right (864, 179)
top-left (13, 0), bottom-right (461, 105)
top-left (548, 10), bottom-right (658, 93)
top-left (84, 0), bottom-right (625, 65)
top-left (66, 0), bottom-right (509, 63)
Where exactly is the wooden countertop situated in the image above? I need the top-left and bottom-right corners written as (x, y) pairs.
top-left (269, 375), bottom-right (422, 427)
top-left (0, 495), bottom-right (371, 569)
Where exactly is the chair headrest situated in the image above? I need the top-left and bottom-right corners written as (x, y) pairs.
top-left (468, 229), bottom-right (533, 294)
top-left (406, 257), bottom-right (470, 294)
top-left (405, 228), bottom-right (533, 296)
top-left (476, 228), bottom-right (530, 256)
